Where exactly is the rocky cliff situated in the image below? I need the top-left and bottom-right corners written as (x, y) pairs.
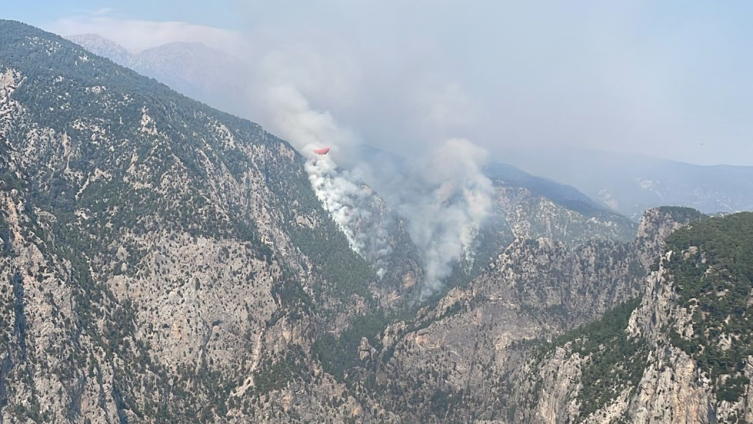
top-left (320, 207), bottom-right (694, 423)
top-left (2, 20), bottom-right (750, 424)
top-left (0, 20), bottom-right (393, 422)
top-left (514, 212), bottom-right (753, 423)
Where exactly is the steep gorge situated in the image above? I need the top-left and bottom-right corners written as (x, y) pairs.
top-left (1, 20), bottom-right (751, 424)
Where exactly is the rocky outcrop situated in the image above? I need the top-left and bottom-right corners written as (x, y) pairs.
top-left (516, 212), bottom-right (753, 423)
top-left (634, 206), bottom-right (706, 268)
top-left (4, 20), bottom-right (749, 424)
top-left (494, 185), bottom-right (636, 247)
top-left (338, 207), bottom-right (705, 423)
top-left (0, 21), bottom-right (390, 423)
top-left (346, 209), bottom-right (685, 423)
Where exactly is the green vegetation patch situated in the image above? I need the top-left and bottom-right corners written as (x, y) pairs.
top-left (253, 345), bottom-right (309, 395)
top-left (313, 310), bottom-right (390, 380)
top-left (657, 206), bottom-right (708, 225)
top-left (665, 212), bottom-right (753, 403)
top-left (289, 224), bottom-right (375, 300)
top-left (543, 298), bottom-right (648, 419)
top-left (0, 212), bottom-right (10, 257)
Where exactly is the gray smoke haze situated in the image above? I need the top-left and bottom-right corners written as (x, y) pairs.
top-left (45, 0), bottom-right (753, 165)
top-left (374, 138), bottom-right (494, 297)
top-left (258, 69), bottom-right (492, 294)
top-left (42, 0), bottom-right (753, 292)
top-left (232, 43), bottom-right (495, 293)
top-left (256, 59), bottom-right (397, 278)
top-left (46, 1), bottom-right (753, 166)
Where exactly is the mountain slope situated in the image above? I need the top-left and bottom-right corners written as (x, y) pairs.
top-left (0, 20), bottom-right (391, 422)
top-left (484, 162), bottom-right (637, 247)
top-left (3, 20), bottom-right (741, 424)
top-left (486, 162), bottom-right (610, 217)
top-left (66, 35), bottom-right (636, 250)
top-left (516, 212), bottom-right (753, 423)
top-left (313, 207), bottom-right (699, 423)
top-left (66, 34), bottom-right (753, 224)
top-left (66, 34), bottom-right (250, 120)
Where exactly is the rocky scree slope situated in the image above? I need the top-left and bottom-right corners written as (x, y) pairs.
top-left (314, 207), bottom-right (701, 423)
top-left (0, 20), bottom-right (413, 423)
top-left (0, 20), bottom-right (722, 424)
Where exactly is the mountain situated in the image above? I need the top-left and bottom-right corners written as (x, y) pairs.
top-left (503, 147), bottom-right (753, 220)
top-left (5, 20), bottom-right (753, 424)
top-left (66, 34), bottom-right (249, 119)
top-left (335, 207), bottom-right (698, 423)
top-left (67, 35), bottom-right (753, 224)
top-left (63, 34), bottom-right (132, 65)
top-left (515, 211), bottom-right (753, 423)
top-left (0, 20), bottom-right (400, 422)
top-left (66, 33), bottom-right (638, 251)
top-left (339, 153), bottom-right (639, 302)
top-left (486, 162), bottom-right (636, 246)
top-left (486, 162), bottom-right (607, 216)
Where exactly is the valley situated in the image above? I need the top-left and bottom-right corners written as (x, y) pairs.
top-left (0, 19), bottom-right (752, 424)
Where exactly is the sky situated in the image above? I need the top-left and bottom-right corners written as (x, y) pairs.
top-left (5, 0), bottom-right (753, 166)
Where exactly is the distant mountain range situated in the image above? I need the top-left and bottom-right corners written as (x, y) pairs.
top-left (503, 147), bottom-right (753, 219)
top-left (67, 34), bottom-right (753, 221)
top-left (66, 34), bottom-right (250, 118)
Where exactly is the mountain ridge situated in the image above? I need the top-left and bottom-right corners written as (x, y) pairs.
top-left (503, 147), bottom-right (753, 219)
top-left (3, 20), bottom-right (752, 424)
top-left (61, 31), bottom-right (640, 233)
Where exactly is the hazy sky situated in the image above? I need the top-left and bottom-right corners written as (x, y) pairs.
top-left (6, 1), bottom-right (753, 166)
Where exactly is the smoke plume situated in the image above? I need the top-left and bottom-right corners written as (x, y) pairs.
top-left (367, 139), bottom-right (494, 297)
top-left (261, 79), bottom-right (395, 277)
top-left (305, 158), bottom-right (394, 278)
top-left (258, 52), bottom-right (493, 297)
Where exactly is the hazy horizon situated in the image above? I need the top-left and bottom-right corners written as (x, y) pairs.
top-left (5, 1), bottom-right (753, 167)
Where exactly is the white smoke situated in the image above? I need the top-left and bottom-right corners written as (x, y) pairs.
top-left (305, 158), bottom-right (394, 278)
top-left (263, 83), bottom-right (354, 156)
top-left (255, 50), bottom-right (493, 296)
top-left (261, 78), bottom-right (394, 277)
top-left (372, 138), bottom-right (494, 297)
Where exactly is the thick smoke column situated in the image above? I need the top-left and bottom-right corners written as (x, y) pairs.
top-left (374, 139), bottom-right (494, 297)
top-left (263, 82), bottom-right (394, 277)
top-left (305, 158), bottom-right (394, 277)
top-left (260, 59), bottom-right (493, 296)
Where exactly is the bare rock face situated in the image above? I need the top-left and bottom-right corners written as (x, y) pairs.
top-left (515, 257), bottom-right (712, 424)
top-left (356, 230), bottom-right (653, 422)
top-left (345, 206), bottom-right (707, 424)
top-left (494, 185), bottom-right (636, 247)
top-left (527, 346), bottom-right (585, 424)
top-left (358, 337), bottom-right (376, 361)
top-left (628, 346), bottom-right (714, 424)
top-left (514, 211), bottom-right (753, 424)
top-left (0, 21), bottom-right (392, 423)
top-left (635, 206), bottom-right (706, 269)
top-left (5, 20), bottom-right (753, 424)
